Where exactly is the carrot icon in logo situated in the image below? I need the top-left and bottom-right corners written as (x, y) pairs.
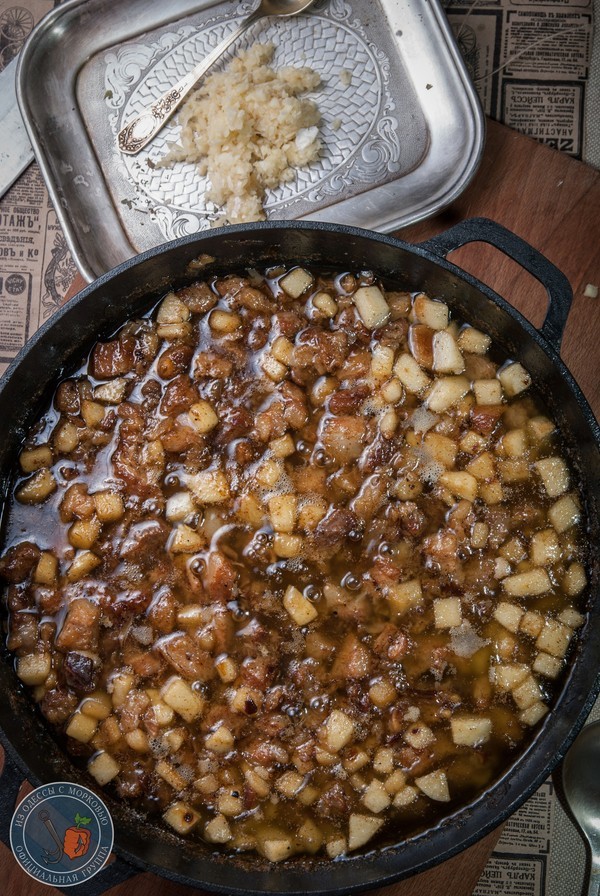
top-left (63, 813), bottom-right (92, 859)
top-left (39, 810), bottom-right (92, 863)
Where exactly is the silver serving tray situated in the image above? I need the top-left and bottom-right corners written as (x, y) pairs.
top-left (16, 0), bottom-right (484, 282)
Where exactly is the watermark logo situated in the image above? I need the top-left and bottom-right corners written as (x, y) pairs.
top-left (10, 782), bottom-right (114, 887)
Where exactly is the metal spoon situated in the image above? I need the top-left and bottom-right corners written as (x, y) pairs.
top-left (562, 720), bottom-right (600, 896)
top-left (117, 0), bottom-right (318, 155)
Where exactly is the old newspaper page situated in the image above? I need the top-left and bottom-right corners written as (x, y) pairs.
top-left (444, 0), bottom-right (593, 159)
top-left (0, 0), bottom-right (76, 376)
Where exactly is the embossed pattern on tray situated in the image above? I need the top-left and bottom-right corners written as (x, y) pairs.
top-left (85, 0), bottom-right (425, 246)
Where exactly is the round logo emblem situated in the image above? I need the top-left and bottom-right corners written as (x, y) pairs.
top-left (5, 273), bottom-right (27, 296)
top-left (10, 782), bottom-right (114, 887)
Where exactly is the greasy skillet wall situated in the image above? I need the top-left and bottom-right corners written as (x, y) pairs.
top-left (0, 222), bottom-right (598, 896)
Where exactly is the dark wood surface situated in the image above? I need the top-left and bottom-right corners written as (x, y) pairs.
top-left (2, 117), bottom-right (599, 896)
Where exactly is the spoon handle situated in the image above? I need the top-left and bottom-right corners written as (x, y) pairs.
top-left (117, 9), bottom-right (262, 155)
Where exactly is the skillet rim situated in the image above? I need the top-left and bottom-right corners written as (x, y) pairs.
top-left (0, 219), bottom-right (598, 895)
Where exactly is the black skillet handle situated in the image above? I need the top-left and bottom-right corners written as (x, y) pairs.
top-left (0, 746), bottom-right (138, 895)
top-left (419, 217), bottom-right (573, 354)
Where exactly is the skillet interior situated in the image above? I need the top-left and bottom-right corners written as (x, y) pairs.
top-left (0, 221), bottom-right (598, 895)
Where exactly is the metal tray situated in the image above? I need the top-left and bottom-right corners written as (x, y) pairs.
top-left (16, 0), bottom-right (484, 282)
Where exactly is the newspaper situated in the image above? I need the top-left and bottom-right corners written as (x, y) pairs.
top-left (0, 1), bottom-right (597, 894)
top-left (443, 0), bottom-right (593, 160)
top-left (0, 0), bottom-right (76, 376)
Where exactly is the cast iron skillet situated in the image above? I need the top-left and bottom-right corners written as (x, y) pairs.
top-left (0, 219), bottom-right (599, 896)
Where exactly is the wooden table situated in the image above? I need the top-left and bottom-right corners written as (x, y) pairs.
top-left (2, 118), bottom-right (599, 895)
